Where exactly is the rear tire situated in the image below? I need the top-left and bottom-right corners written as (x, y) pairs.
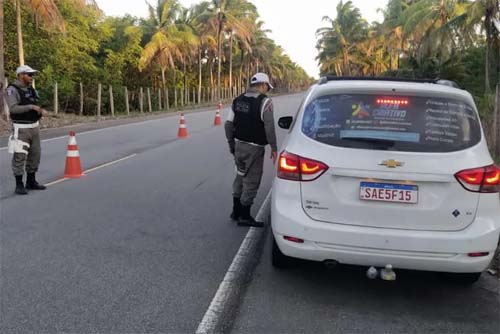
top-left (271, 237), bottom-right (294, 268)
top-left (445, 272), bottom-right (482, 285)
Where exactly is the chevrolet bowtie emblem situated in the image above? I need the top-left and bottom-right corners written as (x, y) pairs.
top-left (379, 159), bottom-right (404, 168)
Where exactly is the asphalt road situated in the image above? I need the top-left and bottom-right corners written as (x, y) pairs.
top-left (0, 94), bottom-right (300, 333)
top-left (231, 234), bottom-right (500, 334)
top-left (1, 93), bottom-right (498, 334)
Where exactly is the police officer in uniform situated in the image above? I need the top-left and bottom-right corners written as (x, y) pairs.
top-left (6, 65), bottom-right (48, 195)
top-left (225, 73), bottom-right (278, 227)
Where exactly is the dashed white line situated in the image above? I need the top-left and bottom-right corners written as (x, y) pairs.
top-left (83, 154), bottom-right (137, 174)
top-left (0, 118), bottom-right (168, 151)
top-left (45, 178), bottom-right (69, 187)
top-left (0, 107), bottom-right (228, 151)
top-left (45, 154), bottom-right (137, 187)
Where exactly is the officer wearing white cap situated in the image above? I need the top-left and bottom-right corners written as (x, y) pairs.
top-left (6, 65), bottom-right (49, 195)
top-left (225, 72), bottom-right (278, 227)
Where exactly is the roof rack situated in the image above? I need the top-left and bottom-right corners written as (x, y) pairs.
top-left (318, 76), bottom-right (460, 88)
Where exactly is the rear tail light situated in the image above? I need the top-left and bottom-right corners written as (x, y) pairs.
top-left (455, 165), bottom-right (500, 193)
top-left (284, 236), bottom-right (304, 243)
top-left (467, 252), bottom-right (489, 257)
top-left (278, 151), bottom-right (328, 182)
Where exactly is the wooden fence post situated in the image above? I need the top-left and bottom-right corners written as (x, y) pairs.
top-left (97, 83), bottom-right (102, 121)
top-left (79, 82), bottom-right (83, 116)
top-left (109, 85), bottom-right (114, 117)
top-left (140, 87), bottom-right (144, 113)
top-left (158, 88), bottom-right (162, 110)
top-left (3, 78), bottom-right (9, 122)
top-left (147, 87), bottom-right (152, 113)
top-left (165, 88), bottom-right (169, 110)
top-left (125, 86), bottom-right (130, 115)
top-left (53, 82), bottom-right (58, 114)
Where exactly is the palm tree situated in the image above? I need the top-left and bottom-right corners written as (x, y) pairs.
top-left (378, 0), bottom-right (410, 70)
top-left (176, 3), bottom-right (214, 103)
top-left (459, 0), bottom-right (500, 92)
top-left (355, 23), bottom-right (391, 76)
top-left (14, 0), bottom-right (65, 65)
top-left (316, 0), bottom-right (368, 76)
top-left (238, 20), bottom-right (268, 90)
top-left (401, 0), bottom-right (468, 64)
top-left (226, 3), bottom-right (255, 96)
top-left (185, 2), bottom-right (211, 103)
top-left (140, 0), bottom-right (182, 90)
top-left (205, 0), bottom-right (256, 99)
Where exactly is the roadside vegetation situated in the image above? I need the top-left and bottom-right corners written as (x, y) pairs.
top-left (316, 0), bottom-right (500, 159)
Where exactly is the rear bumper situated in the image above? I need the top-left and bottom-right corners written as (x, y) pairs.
top-left (271, 180), bottom-right (500, 273)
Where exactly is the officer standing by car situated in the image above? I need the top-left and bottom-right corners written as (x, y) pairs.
top-left (6, 65), bottom-right (48, 195)
top-left (225, 72), bottom-right (278, 227)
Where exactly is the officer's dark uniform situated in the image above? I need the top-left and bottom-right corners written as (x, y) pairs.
top-left (6, 80), bottom-right (45, 193)
top-left (225, 86), bottom-right (277, 226)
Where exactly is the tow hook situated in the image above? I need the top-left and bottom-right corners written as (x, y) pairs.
top-left (323, 259), bottom-right (339, 270)
top-left (366, 264), bottom-right (397, 281)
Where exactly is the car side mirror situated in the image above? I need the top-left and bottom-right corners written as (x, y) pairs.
top-left (278, 116), bottom-right (293, 130)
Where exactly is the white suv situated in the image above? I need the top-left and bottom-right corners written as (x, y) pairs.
top-left (271, 77), bottom-right (500, 284)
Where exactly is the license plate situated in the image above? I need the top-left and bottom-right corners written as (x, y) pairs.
top-left (360, 182), bottom-right (418, 204)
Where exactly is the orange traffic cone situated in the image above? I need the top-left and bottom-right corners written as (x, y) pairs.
top-left (178, 113), bottom-right (189, 138)
top-left (64, 131), bottom-right (84, 178)
top-left (214, 110), bottom-right (222, 126)
top-left (214, 101), bottom-right (222, 126)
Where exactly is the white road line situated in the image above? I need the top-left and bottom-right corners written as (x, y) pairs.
top-left (0, 118), bottom-right (165, 151)
top-left (0, 107), bottom-right (225, 151)
top-left (45, 154), bottom-right (137, 187)
top-left (83, 154), bottom-right (137, 174)
top-left (45, 178), bottom-right (69, 187)
top-left (196, 189), bottom-right (272, 334)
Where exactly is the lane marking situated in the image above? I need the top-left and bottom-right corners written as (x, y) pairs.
top-left (45, 154), bottom-right (137, 187)
top-left (45, 178), bottom-right (69, 187)
top-left (83, 154), bottom-right (137, 174)
top-left (1, 93), bottom-right (300, 151)
top-left (0, 106), bottom-right (228, 151)
top-left (196, 189), bottom-right (272, 334)
top-left (0, 119), bottom-right (163, 151)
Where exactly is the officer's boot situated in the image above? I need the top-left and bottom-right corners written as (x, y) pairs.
top-left (26, 173), bottom-right (46, 190)
top-left (230, 197), bottom-right (242, 221)
top-left (15, 175), bottom-right (28, 195)
top-left (237, 205), bottom-right (264, 228)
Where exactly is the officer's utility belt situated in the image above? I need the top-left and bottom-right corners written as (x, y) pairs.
top-left (8, 122), bottom-right (39, 154)
top-left (235, 138), bottom-right (266, 147)
top-left (13, 121), bottom-right (40, 129)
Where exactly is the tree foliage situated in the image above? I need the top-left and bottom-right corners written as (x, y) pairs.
top-left (316, 0), bottom-right (500, 94)
top-left (316, 0), bottom-right (500, 152)
top-left (3, 0), bottom-right (312, 114)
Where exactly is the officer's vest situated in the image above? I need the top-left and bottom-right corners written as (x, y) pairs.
top-left (233, 94), bottom-right (268, 146)
top-left (8, 84), bottom-right (41, 124)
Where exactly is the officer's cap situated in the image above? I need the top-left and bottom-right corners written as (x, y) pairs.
top-left (16, 65), bottom-right (38, 75)
top-left (251, 73), bottom-right (274, 90)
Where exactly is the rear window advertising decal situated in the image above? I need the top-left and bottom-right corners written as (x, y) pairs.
top-left (302, 94), bottom-right (480, 152)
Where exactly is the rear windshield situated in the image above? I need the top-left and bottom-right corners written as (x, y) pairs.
top-left (301, 94), bottom-right (481, 152)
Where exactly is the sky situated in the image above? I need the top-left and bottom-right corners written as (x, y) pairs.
top-left (96, 0), bottom-right (387, 78)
